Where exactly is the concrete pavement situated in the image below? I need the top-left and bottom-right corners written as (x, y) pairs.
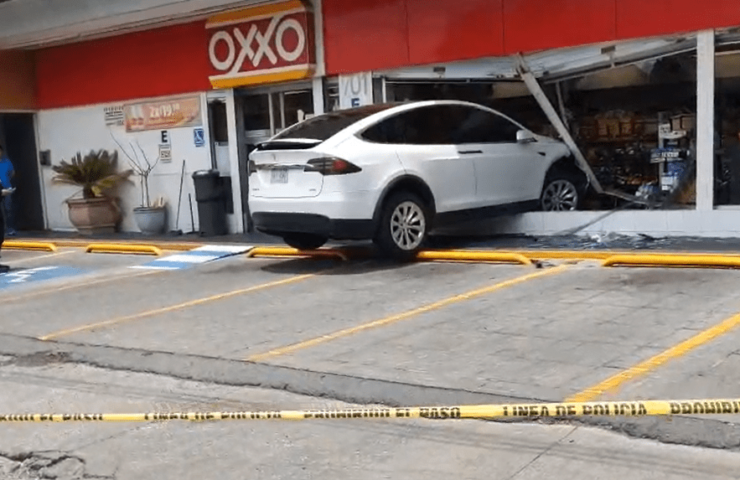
top-left (0, 363), bottom-right (737, 480)
top-left (1, 246), bottom-right (740, 477)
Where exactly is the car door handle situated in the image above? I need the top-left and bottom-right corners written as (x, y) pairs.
top-left (459, 150), bottom-right (483, 155)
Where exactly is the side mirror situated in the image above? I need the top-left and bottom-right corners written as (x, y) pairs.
top-left (517, 130), bottom-right (536, 144)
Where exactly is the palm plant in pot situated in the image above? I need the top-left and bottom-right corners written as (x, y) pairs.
top-left (112, 136), bottom-right (167, 235)
top-left (52, 150), bottom-right (133, 235)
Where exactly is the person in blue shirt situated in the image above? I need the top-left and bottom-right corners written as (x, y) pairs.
top-left (0, 144), bottom-right (16, 236)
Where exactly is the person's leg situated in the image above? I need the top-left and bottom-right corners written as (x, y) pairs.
top-left (4, 193), bottom-right (15, 236)
top-left (0, 197), bottom-right (9, 273)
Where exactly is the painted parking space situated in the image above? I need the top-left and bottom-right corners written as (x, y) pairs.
top-left (0, 248), bottom-right (166, 295)
top-left (0, 265), bottom-right (86, 290)
top-left (130, 245), bottom-right (254, 271)
top-left (0, 245), bottom-right (257, 297)
top-left (3, 248), bottom-right (740, 424)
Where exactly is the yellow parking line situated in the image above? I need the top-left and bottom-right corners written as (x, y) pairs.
top-left (39, 274), bottom-right (315, 341)
top-left (5, 250), bottom-right (76, 266)
top-left (246, 264), bottom-right (571, 362)
top-left (567, 310), bottom-right (740, 403)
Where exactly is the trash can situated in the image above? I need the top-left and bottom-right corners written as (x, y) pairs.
top-left (192, 169), bottom-right (228, 237)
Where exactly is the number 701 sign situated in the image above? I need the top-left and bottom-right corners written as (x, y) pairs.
top-left (339, 72), bottom-right (373, 109)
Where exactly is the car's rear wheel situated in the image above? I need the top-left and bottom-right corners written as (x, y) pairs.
top-left (374, 192), bottom-right (429, 261)
top-left (541, 172), bottom-right (582, 212)
top-left (282, 233), bottom-right (328, 250)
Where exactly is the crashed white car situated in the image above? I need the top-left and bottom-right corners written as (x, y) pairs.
top-left (248, 100), bottom-right (587, 259)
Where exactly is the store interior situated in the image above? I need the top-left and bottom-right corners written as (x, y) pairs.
top-left (714, 45), bottom-right (740, 207)
top-left (384, 50), bottom-right (702, 212)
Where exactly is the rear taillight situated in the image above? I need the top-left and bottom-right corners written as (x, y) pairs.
top-left (304, 157), bottom-right (362, 175)
top-left (248, 160), bottom-right (257, 176)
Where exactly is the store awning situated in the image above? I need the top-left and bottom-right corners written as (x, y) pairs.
top-left (0, 0), bottom-right (271, 50)
top-left (380, 35), bottom-right (696, 85)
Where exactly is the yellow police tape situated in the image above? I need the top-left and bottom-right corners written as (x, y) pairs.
top-left (1, 398), bottom-right (739, 423)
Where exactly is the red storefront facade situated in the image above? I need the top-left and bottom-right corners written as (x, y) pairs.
top-left (321, 0), bottom-right (740, 74)
top-left (33, 0), bottom-right (740, 110)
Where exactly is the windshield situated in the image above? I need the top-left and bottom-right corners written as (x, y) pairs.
top-left (270, 103), bottom-right (400, 142)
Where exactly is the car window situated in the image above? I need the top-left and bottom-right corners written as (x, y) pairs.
top-left (361, 105), bottom-right (465, 145)
top-left (272, 104), bottom-right (399, 141)
top-left (452, 106), bottom-right (522, 144)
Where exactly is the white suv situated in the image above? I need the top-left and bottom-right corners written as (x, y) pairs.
top-left (248, 100), bottom-right (586, 259)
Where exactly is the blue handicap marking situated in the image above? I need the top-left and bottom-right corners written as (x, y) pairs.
top-left (0, 266), bottom-right (85, 289)
top-left (130, 245), bottom-right (254, 271)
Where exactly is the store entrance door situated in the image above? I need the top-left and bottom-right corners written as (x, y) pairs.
top-left (0, 113), bottom-right (44, 232)
top-left (237, 84), bottom-right (314, 231)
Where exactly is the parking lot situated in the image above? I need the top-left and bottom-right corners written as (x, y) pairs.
top-left (1, 244), bottom-right (740, 479)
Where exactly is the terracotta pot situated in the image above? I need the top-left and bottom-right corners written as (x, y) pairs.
top-left (67, 197), bottom-right (121, 235)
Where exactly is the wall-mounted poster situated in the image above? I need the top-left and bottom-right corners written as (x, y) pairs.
top-left (104, 105), bottom-right (125, 127)
top-left (124, 96), bottom-right (203, 133)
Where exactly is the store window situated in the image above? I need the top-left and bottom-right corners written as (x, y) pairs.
top-left (714, 40), bottom-right (740, 206)
top-left (280, 89), bottom-right (314, 132)
top-left (239, 85), bottom-right (315, 152)
top-left (243, 93), bottom-right (271, 132)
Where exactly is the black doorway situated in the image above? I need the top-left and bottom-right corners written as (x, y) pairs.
top-left (0, 113), bottom-right (45, 231)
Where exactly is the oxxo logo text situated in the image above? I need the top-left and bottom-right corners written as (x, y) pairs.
top-left (209, 13), bottom-right (309, 76)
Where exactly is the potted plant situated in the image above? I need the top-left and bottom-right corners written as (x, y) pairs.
top-left (51, 150), bottom-right (133, 235)
top-left (112, 137), bottom-right (167, 235)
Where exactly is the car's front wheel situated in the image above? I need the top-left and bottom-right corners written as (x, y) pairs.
top-left (282, 233), bottom-right (328, 250)
top-left (374, 192), bottom-right (429, 261)
top-left (541, 172), bottom-right (582, 212)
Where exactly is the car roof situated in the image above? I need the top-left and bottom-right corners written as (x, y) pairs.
top-left (266, 99), bottom-right (529, 148)
top-left (337, 99), bottom-right (528, 137)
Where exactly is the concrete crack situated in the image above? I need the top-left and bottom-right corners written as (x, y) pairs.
top-left (505, 427), bottom-right (578, 480)
top-left (0, 450), bottom-right (115, 480)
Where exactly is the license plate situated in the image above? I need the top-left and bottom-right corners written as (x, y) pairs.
top-left (270, 168), bottom-right (289, 184)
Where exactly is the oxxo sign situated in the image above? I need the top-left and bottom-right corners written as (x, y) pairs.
top-left (206, 0), bottom-right (315, 89)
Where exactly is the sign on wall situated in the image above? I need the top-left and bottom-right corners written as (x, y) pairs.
top-left (194, 128), bottom-right (205, 147)
top-left (104, 105), bottom-right (125, 127)
top-left (158, 144), bottom-right (173, 163)
top-left (206, 0), bottom-right (315, 89)
top-left (339, 72), bottom-right (374, 109)
top-left (124, 96), bottom-right (203, 133)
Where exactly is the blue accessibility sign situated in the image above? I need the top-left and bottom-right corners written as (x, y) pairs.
top-left (0, 266), bottom-right (84, 289)
top-left (194, 128), bottom-right (205, 148)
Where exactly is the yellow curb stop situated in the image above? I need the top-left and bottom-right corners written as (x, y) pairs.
top-left (85, 244), bottom-right (163, 256)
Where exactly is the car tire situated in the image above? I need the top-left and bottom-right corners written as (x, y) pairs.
top-left (282, 234), bottom-right (328, 250)
top-left (374, 191), bottom-right (429, 261)
top-left (540, 171), bottom-right (583, 212)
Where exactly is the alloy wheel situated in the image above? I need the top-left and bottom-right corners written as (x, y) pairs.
top-left (390, 201), bottom-right (426, 251)
top-left (542, 179), bottom-right (578, 211)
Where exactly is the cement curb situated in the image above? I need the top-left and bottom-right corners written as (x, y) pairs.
top-left (0, 334), bottom-right (736, 450)
top-left (8, 237), bottom-right (740, 269)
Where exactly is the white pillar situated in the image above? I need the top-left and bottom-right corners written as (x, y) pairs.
top-left (311, 0), bottom-right (325, 116)
top-left (313, 0), bottom-right (325, 77)
top-left (313, 77), bottom-right (325, 115)
top-left (696, 29), bottom-right (715, 211)
top-left (224, 89), bottom-right (245, 233)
